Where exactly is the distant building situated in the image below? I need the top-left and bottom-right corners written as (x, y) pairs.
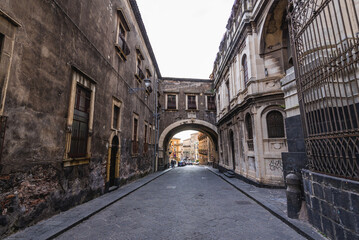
top-left (198, 133), bottom-right (216, 165)
top-left (168, 138), bottom-right (182, 162)
top-left (190, 133), bottom-right (199, 161)
top-left (182, 138), bottom-right (191, 160)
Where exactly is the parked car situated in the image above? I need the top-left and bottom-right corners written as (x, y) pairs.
top-left (178, 161), bottom-right (186, 167)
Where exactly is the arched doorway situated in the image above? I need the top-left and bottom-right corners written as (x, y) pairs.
top-left (229, 130), bottom-right (236, 171)
top-left (109, 136), bottom-right (119, 187)
top-left (158, 119), bottom-right (218, 170)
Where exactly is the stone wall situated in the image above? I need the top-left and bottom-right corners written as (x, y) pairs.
top-left (0, 0), bottom-right (159, 237)
top-left (303, 169), bottom-right (359, 239)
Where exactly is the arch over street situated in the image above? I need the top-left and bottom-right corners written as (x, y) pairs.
top-left (157, 119), bottom-right (218, 170)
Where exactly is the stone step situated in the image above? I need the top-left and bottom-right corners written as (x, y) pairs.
top-left (224, 170), bottom-right (235, 178)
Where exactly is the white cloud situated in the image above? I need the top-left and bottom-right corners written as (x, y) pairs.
top-left (137, 0), bottom-right (234, 79)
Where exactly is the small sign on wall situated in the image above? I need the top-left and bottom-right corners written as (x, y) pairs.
top-left (188, 112), bottom-right (196, 119)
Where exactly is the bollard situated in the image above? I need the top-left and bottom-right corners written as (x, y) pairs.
top-left (286, 173), bottom-right (302, 219)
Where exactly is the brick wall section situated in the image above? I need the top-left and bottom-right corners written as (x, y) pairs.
top-left (302, 169), bottom-right (359, 240)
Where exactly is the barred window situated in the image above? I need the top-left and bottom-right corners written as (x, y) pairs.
top-left (132, 117), bottom-right (138, 154)
top-left (207, 96), bottom-right (216, 111)
top-left (188, 95), bottom-right (197, 110)
top-left (267, 111), bottom-right (285, 138)
top-left (167, 95), bottom-right (176, 110)
top-left (69, 85), bottom-right (91, 158)
top-left (245, 113), bottom-right (253, 140)
top-left (144, 124), bottom-right (148, 153)
top-left (242, 55), bottom-right (248, 86)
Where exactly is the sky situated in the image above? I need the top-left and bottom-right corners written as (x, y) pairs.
top-left (173, 130), bottom-right (198, 141)
top-left (136, 0), bottom-right (234, 79)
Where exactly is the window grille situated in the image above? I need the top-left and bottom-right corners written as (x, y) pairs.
top-left (69, 85), bottom-right (91, 158)
top-left (144, 124), bottom-right (148, 153)
top-left (245, 113), bottom-right (254, 151)
top-left (167, 95), bottom-right (176, 109)
top-left (188, 95), bottom-right (197, 110)
top-left (132, 118), bottom-right (138, 154)
top-left (289, 0), bottom-right (359, 179)
top-left (267, 111), bottom-right (285, 138)
top-left (208, 96), bottom-right (216, 111)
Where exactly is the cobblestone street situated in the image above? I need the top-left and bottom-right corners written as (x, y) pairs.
top-left (54, 167), bottom-right (305, 240)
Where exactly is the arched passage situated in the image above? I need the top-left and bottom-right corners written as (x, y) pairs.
top-left (158, 119), bottom-right (218, 170)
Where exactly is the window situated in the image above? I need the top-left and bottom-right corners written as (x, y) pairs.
top-left (113, 105), bottom-right (120, 129)
top-left (218, 94), bottom-right (221, 111)
top-left (115, 9), bottom-right (130, 60)
top-left (267, 111), bottom-right (285, 138)
top-left (226, 81), bottom-right (230, 107)
top-left (167, 94), bottom-right (177, 110)
top-left (245, 113), bottom-right (254, 151)
top-left (207, 96), bottom-right (216, 111)
top-left (0, 33), bottom-right (3, 56)
top-left (132, 115), bottom-right (139, 155)
top-left (69, 85), bottom-right (91, 158)
top-left (135, 49), bottom-right (145, 82)
top-left (242, 55), bottom-right (248, 86)
top-left (149, 124), bottom-right (152, 144)
top-left (146, 68), bottom-right (152, 79)
top-left (65, 69), bottom-right (96, 166)
top-left (144, 124), bottom-right (148, 153)
top-left (187, 95), bottom-right (197, 110)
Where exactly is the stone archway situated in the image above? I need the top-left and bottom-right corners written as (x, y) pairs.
top-left (158, 119), bottom-right (218, 170)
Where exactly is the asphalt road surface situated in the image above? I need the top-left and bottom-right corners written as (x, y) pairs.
top-left (55, 166), bottom-right (306, 240)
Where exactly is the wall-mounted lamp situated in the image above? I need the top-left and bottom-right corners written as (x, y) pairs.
top-left (265, 68), bottom-right (268, 77)
top-left (128, 78), bottom-right (152, 94)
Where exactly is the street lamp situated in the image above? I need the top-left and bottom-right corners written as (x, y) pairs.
top-left (128, 78), bottom-right (152, 94)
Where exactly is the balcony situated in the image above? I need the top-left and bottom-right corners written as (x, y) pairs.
top-left (115, 35), bottom-right (130, 61)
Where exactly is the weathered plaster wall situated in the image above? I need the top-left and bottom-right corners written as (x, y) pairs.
top-left (0, 0), bottom-right (158, 237)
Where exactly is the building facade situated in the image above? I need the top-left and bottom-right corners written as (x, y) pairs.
top-left (213, 0), bottom-right (291, 186)
top-left (168, 138), bottom-right (182, 162)
top-left (198, 133), bottom-right (216, 165)
top-left (158, 77), bottom-right (218, 169)
top-left (0, 0), bottom-right (160, 236)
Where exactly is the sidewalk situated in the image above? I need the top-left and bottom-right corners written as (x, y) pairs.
top-left (206, 167), bottom-right (327, 240)
top-left (5, 169), bottom-right (172, 240)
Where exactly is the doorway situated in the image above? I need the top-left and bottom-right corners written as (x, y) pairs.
top-left (230, 130), bottom-right (236, 171)
top-left (109, 136), bottom-right (119, 187)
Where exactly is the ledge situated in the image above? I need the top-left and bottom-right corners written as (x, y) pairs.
top-left (63, 157), bottom-right (90, 167)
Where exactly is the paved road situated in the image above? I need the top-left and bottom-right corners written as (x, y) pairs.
top-left (55, 166), bottom-right (306, 240)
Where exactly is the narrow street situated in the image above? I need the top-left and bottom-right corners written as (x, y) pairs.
top-left (55, 166), bottom-right (305, 240)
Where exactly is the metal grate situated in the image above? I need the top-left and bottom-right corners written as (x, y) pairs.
top-left (289, 0), bottom-right (359, 180)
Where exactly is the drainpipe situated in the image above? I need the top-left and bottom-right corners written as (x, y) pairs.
top-left (153, 78), bottom-right (159, 172)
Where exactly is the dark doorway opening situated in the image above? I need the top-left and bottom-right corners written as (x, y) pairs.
top-left (230, 130), bottom-right (235, 170)
top-left (109, 136), bottom-right (119, 187)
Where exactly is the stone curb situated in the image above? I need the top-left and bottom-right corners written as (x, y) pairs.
top-left (206, 167), bottom-right (327, 240)
top-left (5, 169), bottom-right (172, 240)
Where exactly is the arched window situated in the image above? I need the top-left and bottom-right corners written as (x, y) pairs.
top-left (266, 111), bottom-right (285, 138)
top-left (242, 55), bottom-right (248, 86)
top-left (245, 113), bottom-right (254, 151)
